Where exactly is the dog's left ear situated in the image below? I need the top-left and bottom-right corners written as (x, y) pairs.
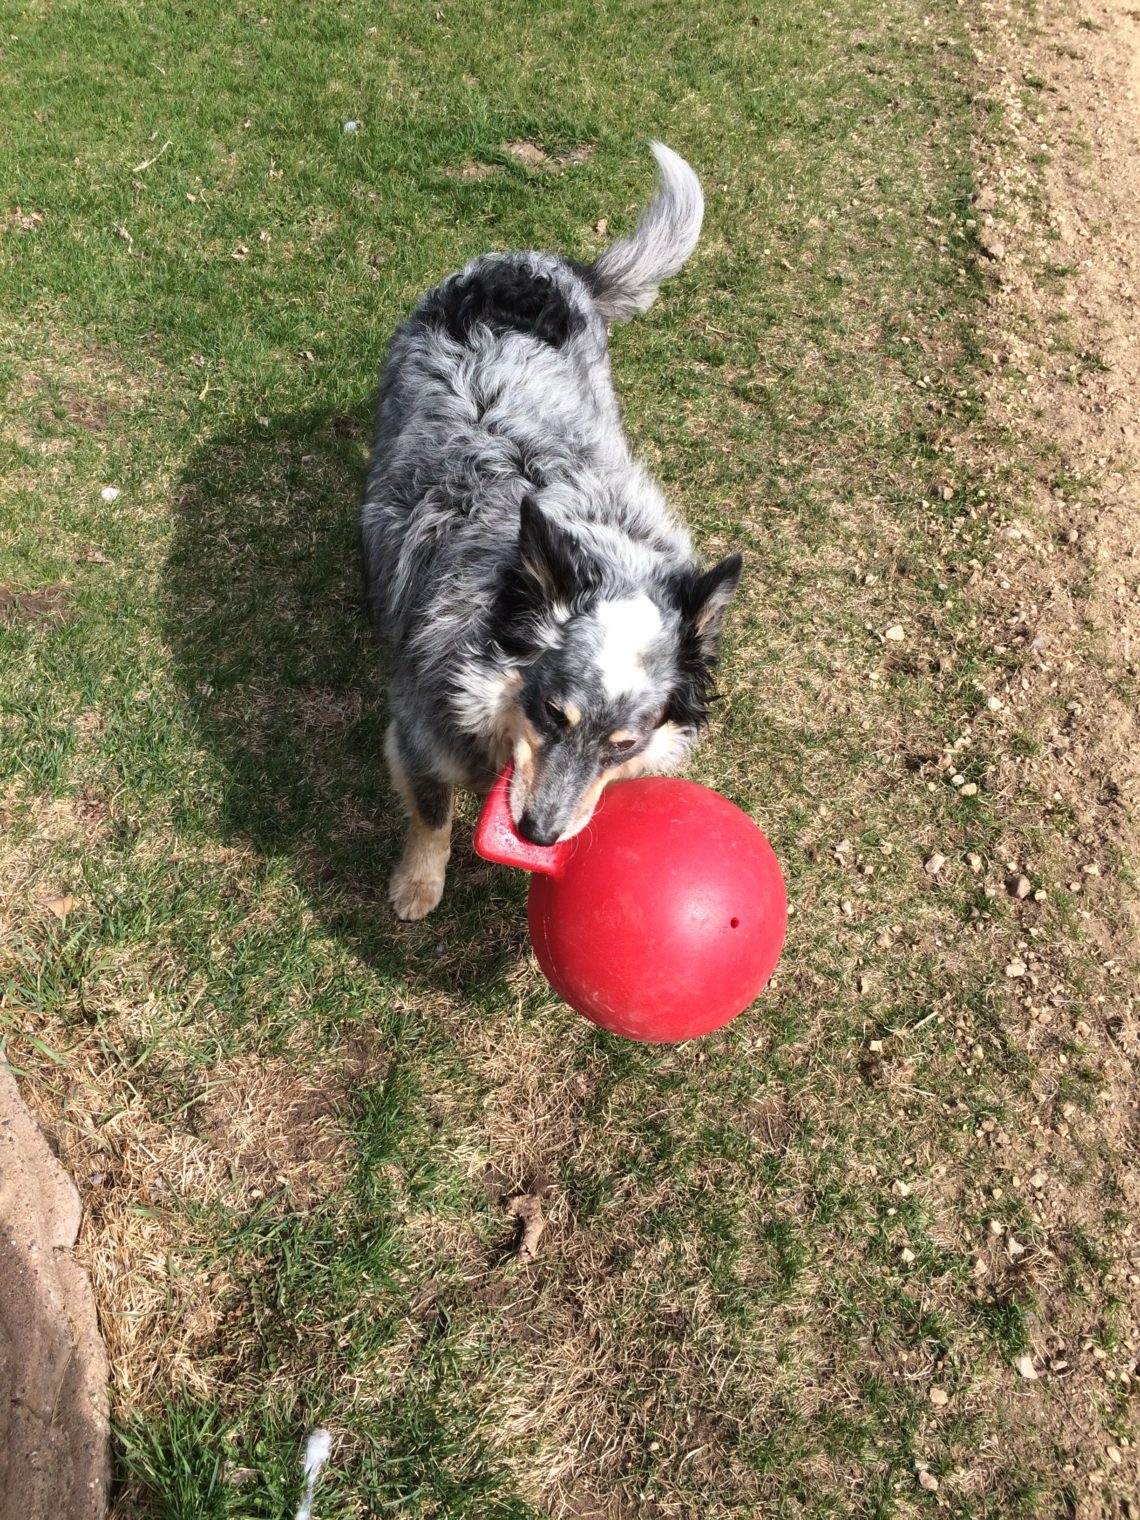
top-left (517, 494), bottom-right (596, 602)
top-left (679, 553), bottom-right (744, 658)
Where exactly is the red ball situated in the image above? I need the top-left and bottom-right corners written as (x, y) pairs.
top-left (475, 768), bottom-right (786, 1043)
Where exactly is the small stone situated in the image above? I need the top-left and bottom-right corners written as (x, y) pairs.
top-left (900, 1246), bottom-right (916, 1264)
top-left (884, 623), bottom-right (906, 642)
top-left (929, 1387), bottom-right (950, 1407)
top-left (1083, 862), bottom-right (1100, 876)
top-left (1009, 875), bottom-right (1032, 899)
top-left (967, 852), bottom-right (984, 873)
top-left (1033, 889), bottom-right (1047, 902)
top-left (980, 234), bottom-right (1006, 261)
top-left (1005, 959), bottom-right (1028, 978)
top-left (917, 1468), bottom-right (940, 1492)
top-left (960, 782), bottom-right (978, 796)
top-left (1029, 1170), bottom-right (1047, 1189)
top-left (951, 773), bottom-right (966, 787)
top-left (1064, 526), bottom-right (1079, 544)
top-left (893, 1180), bottom-right (912, 1197)
top-left (1007, 1235), bottom-right (1027, 1258)
top-left (868, 1038), bottom-right (884, 1053)
top-left (987, 695), bottom-right (1003, 711)
top-left (1014, 1355), bottom-right (1038, 1380)
top-left (1107, 1446), bottom-right (1122, 1466)
top-left (100, 485), bottom-right (121, 502)
top-left (989, 1218), bottom-right (1005, 1236)
top-left (925, 852), bottom-right (947, 875)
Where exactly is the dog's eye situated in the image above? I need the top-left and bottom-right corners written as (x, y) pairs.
top-left (609, 735), bottom-right (640, 755)
top-left (544, 698), bottom-right (569, 728)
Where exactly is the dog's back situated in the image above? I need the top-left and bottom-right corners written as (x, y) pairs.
top-left (360, 143), bottom-right (704, 655)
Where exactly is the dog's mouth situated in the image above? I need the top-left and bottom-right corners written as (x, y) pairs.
top-left (508, 739), bottom-right (603, 847)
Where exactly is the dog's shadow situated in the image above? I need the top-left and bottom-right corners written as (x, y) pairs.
top-left (164, 403), bottom-right (529, 999)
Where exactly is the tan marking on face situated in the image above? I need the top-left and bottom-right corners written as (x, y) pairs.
top-left (561, 727), bottom-right (688, 837)
top-left (566, 773), bottom-right (608, 836)
top-left (513, 732), bottom-right (537, 787)
top-left (562, 751), bottom-right (651, 836)
top-left (607, 728), bottom-right (640, 747)
top-left (509, 716), bottom-right (544, 821)
top-left (562, 701), bottom-right (582, 727)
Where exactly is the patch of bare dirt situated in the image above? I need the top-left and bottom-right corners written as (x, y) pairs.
top-left (0, 582), bottom-right (73, 624)
top-left (502, 140), bottom-right (595, 171)
top-left (1, 207), bottom-right (45, 233)
top-left (444, 161), bottom-right (499, 181)
top-left (961, 0), bottom-right (1140, 1507)
top-left (194, 1053), bottom-right (350, 1208)
top-left (60, 391), bottom-right (117, 432)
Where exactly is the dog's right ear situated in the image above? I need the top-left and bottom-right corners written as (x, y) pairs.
top-left (517, 495), bottom-right (595, 602)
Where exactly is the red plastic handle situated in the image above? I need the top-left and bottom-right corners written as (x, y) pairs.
top-left (473, 765), bottom-right (571, 878)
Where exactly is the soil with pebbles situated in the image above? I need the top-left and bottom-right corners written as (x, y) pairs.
top-left (959, 0), bottom-right (1140, 1509)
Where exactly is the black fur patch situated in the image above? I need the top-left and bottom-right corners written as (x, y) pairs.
top-left (416, 260), bottom-right (586, 349)
top-left (491, 502), bottom-right (601, 660)
top-left (664, 637), bottom-right (717, 732)
top-left (664, 556), bottom-right (743, 731)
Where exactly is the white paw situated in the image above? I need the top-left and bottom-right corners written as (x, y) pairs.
top-left (389, 866), bottom-right (446, 921)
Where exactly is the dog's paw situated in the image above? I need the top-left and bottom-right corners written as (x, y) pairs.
top-left (389, 866), bottom-right (446, 921)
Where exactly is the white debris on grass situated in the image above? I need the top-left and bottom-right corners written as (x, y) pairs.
top-left (100, 486), bottom-right (121, 502)
top-left (294, 1428), bottom-right (333, 1520)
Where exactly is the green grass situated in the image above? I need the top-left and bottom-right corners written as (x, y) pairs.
top-left (1, 0), bottom-right (1134, 1516)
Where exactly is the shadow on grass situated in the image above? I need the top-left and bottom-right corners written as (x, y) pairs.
top-left (163, 402), bottom-right (529, 1003)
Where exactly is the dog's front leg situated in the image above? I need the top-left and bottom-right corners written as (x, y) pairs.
top-left (386, 724), bottom-right (453, 921)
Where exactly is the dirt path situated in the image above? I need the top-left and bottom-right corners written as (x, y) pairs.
top-left (0, 1063), bottom-right (109, 1520)
top-left (984, 0), bottom-right (1140, 851)
top-left (968, 0), bottom-right (1140, 1508)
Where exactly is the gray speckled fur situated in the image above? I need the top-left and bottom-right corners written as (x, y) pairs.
top-left (360, 143), bottom-right (742, 878)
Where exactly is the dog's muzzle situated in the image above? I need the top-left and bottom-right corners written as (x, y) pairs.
top-left (514, 740), bottom-right (598, 846)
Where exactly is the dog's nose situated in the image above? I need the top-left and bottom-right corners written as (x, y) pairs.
top-left (518, 812), bottom-right (560, 848)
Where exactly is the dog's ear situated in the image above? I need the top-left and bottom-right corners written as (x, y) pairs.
top-left (662, 553), bottom-right (743, 733)
top-left (517, 495), bottom-right (595, 601)
top-left (676, 552), bottom-right (744, 659)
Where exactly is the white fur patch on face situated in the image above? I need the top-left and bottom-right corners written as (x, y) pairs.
top-left (594, 595), bottom-right (662, 698)
top-left (641, 720), bottom-right (692, 773)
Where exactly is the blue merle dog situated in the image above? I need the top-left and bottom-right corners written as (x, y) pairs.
top-left (360, 144), bottom-right (743, 919)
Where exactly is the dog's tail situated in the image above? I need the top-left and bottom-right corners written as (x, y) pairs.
top-left (585, 142), bottom-right (704, 322)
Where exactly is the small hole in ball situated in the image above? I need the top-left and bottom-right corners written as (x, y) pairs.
top-left (730, 917), bottom-right (740, 929)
